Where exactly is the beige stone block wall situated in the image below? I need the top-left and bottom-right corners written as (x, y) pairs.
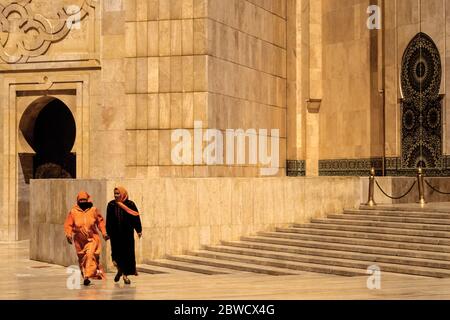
top-left (30, 177), bottom-right (360, 268)
top-left (286, 0), bottom-right (301, 162)
top-left (319, 0), bottom-right (384, 161)
top-left (383, 0), bottom-right (401, 158)
top-left (92, 2), bottom-right (128, 178)
top-left (290, 0), bottom-right (450, 168)
top-left (287, 0), bottom-right (323, 176)
top-left (124, 0), bottom-right (288, 178)
top-left (124, 0), bottom-right (209, 178)
top-left (206, 0), bottom-right (287, 177)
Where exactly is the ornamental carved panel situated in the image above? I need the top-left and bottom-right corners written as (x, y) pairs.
top-left (401, 32), bottom-right (443, 169)
top-left (0, 0), bottom-right (96, 64)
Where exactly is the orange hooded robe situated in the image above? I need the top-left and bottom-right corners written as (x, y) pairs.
top-left (64, 191), bottom-right (107, 280)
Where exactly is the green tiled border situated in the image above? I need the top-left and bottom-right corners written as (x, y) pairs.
top-left (319, 158), bottom-right (384, 177)
top-left (286, 160), bottom-right (306, 177)
top-left (316, 157), bottom-right (450, 177)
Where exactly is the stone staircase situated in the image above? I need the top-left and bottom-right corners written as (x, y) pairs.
top-left (138, 205), bottom-right (450, 278)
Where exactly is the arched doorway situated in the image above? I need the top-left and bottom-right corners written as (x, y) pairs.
top-left (400, 32), bottom-right (443, 170)
top-left (17, 96), bottom-right (76, 240)
top-left (19, 96), bottom-right (76, 178)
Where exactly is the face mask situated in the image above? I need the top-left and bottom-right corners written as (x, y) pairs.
top-left (78, 202), bottom-right (93, 211)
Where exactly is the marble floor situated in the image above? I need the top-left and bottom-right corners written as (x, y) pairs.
top-left (1, 241), bottom-right (450, 300)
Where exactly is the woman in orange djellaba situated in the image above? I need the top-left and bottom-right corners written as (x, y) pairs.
top-left (64, 191), bottom-right (110, 286)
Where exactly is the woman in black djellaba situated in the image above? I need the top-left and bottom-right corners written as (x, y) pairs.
top-left (106, 186), bottom-right (142, 285)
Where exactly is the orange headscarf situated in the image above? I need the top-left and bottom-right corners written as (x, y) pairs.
top-left (114, 186), bottom-right (139, 216)
top-left (74, 191), bottom-right (93, 211)
top-left (77, 191), bottom-right (91, 202)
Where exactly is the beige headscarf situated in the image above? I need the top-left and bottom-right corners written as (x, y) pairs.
top-left (114, 186), bottom-right (139, 216)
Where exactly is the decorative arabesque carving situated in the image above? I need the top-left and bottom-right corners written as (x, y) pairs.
top-left (401, 32), bottom-right (443, 169)
top-left (0, 0), bottom-right (96, 63)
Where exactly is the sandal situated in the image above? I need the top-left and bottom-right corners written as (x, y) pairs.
top-left (123, 277), bottom-right (131, 285)
top-left (114, 270), bottom-right (122, 283)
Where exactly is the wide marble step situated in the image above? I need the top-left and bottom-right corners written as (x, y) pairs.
top-left (276, 227), bottom-right (450, 246)
top-left (359, 205), bottom-right (450, 214)
top-left (165, 255), bottom-right (299, 276)
top-left (136, 264), bottom-right (168, 274)
top-left (137, 264), bottom-right (193, 275)
top-left (201, 244), bottom-right (450, 278)
top-left (309, 219), bottom-right (450, 232)
top-left (183, 250), bottom-right (367, 277)
top-left (241, 236), bottom-right (450, 262)
top-left (220, 240), bottom-right (450, 271)
top-left (142, 259), bottom-right (231, 275)
top-left (258, 231), bottom-right (450, 253)
top-left (293, 222), bottom-right (450, 238)
top-left (345, 209), bottom-right (450, 219)
top-left (329, 213), bottom-right (450, 225)
top-left (141, 205), bottom-right (450, 278)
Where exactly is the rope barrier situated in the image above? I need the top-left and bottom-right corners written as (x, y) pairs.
top-left (425, 180), bottom-right (450, 195)
top-left (375, 180), bottom-right (417, 200)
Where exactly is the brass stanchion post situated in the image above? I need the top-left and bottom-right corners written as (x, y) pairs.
top-left (366, 167), bottom-right (376, 207)
top-left (417, 167), bottom-right (426, 205)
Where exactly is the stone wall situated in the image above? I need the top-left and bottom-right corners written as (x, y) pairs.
top-left (319, 0), bottom-right (384, 161)
top-left (286, 0), bottom-right (322, 176)
top-left (205, 0), bottom-right (287, 177)
top-left (29, 179), bottom-right (108, 269)
top-left (124, 0), bottom-right (210, 178)
top-left (316, 0), bottom-right (450, 166)
top-left (30, 177), bottom-right (360, 268)
top-left (124, 0), bottom-right (287, 178)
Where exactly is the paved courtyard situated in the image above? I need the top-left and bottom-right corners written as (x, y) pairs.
top-left (1, 241), bottom-right (450, 300)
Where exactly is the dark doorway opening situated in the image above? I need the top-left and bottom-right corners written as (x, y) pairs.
top-left (20, 97), bottom-right (77, 179)
top-left (18, 96), bottom-right (76, 240)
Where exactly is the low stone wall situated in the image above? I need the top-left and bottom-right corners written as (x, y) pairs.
top-left (29, 179), bottom-right (108, 269)
top-left (360, 177), bottom-right (450, 204)
top-left (30, 177), bottom-right (361, 269)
